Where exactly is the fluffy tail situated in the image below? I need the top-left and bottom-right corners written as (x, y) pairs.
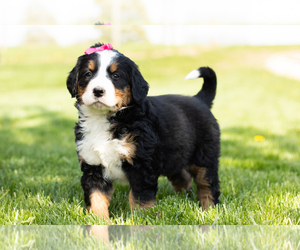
top-left (185, 67), bottom-right (217, 109)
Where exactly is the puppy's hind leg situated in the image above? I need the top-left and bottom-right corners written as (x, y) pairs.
top-left (190, 165), bottom-right (220, 210)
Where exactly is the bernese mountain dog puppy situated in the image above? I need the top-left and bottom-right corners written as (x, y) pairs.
top-left (67, 43), bottom-right (220, 220)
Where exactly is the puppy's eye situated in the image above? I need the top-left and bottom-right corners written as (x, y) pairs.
top-left (112, 73), bottom-right (119, 79)
top-left (85, 72), bottom-right (92, 78)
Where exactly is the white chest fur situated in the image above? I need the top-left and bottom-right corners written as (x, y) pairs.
top-left (76, 106), bottom-right (129, 183)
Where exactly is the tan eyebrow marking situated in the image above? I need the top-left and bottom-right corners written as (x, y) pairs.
top-left (88, 60), bottom-right (95, 71)
top-left (110, 62), bottom-right (118, 72)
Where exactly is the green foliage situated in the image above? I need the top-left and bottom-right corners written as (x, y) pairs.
top-left (0, 44), bottom-right (299, 225)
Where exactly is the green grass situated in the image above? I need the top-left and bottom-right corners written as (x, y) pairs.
top-left (0, 44), bottom-right (299, 225)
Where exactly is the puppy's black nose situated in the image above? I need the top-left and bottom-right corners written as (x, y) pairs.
top-left (93, 87), bottom-right (105, 97)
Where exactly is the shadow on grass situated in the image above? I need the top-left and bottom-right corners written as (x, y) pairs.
top-left (0, 108), bottom-right (82, 204)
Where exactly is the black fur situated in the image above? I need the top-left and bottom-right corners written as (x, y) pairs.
top-left (67, 66), bottom-right (78, 98)
top-left (67, 44), bottom-right (220, 212)
top-left (109, 93), bottom-right (220, 204)
top-left (129, 61), bottom-right (149, 103)
top-left (195, 67), bottom-right (217, 109)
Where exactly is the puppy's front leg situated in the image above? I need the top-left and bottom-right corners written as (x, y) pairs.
top-left (123, 162), bottom-right (158, 209)
top-left (129, 188), bottom-right (156, 209)
top-left (80, 161), bottom-right (114, 220)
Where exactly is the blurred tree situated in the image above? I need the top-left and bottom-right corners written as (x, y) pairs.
top-left (95, 0), bottom-right (149, 45)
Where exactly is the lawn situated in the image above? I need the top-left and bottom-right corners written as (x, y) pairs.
top-left (0, 43), bottom-right (299, 225)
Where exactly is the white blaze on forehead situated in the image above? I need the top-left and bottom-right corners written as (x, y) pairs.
top-left (96, 50), bottom-right (117, 78)
top-left (82, 50), bottom-right (118, 107)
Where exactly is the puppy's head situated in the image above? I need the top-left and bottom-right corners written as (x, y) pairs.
top-left (67, 44), bottom-right (149, 112)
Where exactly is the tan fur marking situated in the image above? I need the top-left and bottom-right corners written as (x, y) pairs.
top-left (87, 190), bottom-right (111, 220)
top-left (78, 155), bottom-right (84, 165)
top-left (129, 189), bottom-right (155, 209)
top-left (77, 85), bottom-right (87, 104)
top-left (114, 87), bottom-right (132, 109)
top-left (88, 60), bottom-right (95, 71)
top-left (190, 165), bottom-right (214, 210)
top-left (139, 200), bottom-right (155, 209)
top-left (120, 133), bottom-right (136, 165)
top-left (168, 169), bottom-right (192, 193)
top-left (128, 189), bottom-right (135, 208)
top-left (110, 62), bottom-right (118, 72)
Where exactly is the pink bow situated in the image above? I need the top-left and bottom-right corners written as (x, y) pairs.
top-left (84, 43), bottom-right (113, 55)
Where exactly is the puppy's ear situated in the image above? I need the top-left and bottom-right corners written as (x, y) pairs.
top-left (67, 65), bottom-right (79, 98)
top-left (130, 64), bottom-right (149, 103)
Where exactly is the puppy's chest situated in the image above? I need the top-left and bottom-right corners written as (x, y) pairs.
top-left (76, 115), bottom-right (129, 182)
